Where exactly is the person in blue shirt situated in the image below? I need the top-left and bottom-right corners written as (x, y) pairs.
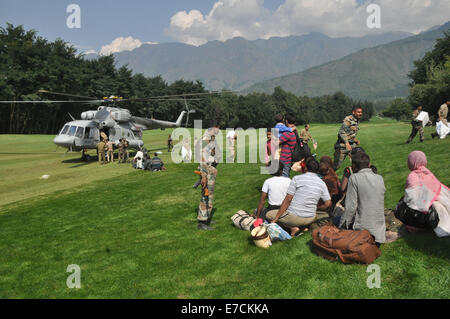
top-left (274, 114), bottom-right (293, 137)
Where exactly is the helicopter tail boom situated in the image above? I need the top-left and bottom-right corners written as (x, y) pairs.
top-left (131, 111), bottom-right (187, 130)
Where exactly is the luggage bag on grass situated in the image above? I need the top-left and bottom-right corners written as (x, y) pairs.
top-left (312, 225), bottom-right (381, 264)
top-left (231, 210), bottom-right (256, 231)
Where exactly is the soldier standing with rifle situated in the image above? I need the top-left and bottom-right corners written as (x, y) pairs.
top-left (196, 124), bottom-right (221, 231)
top-left (406, 105), bottom-right (424, 143)
top-left (333, 106), bottom-right (363, 171)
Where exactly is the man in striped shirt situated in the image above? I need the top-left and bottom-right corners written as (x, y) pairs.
top-left (278, 114), bottom-right (297, 178)
top-left (267, 157), bottom-right (331, 237)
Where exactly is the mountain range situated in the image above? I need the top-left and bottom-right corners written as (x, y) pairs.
top-left (87, 32), bottom-right (412, 92)
top-left (85, 21), bottom-right (450, 101)
top-left (245, 21), bottom-right (450, 100)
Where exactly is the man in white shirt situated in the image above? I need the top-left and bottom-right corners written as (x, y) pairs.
top-left (254, 161), bottom-right (291, 220)
top-left (267, 157), bottom-right (331, 236)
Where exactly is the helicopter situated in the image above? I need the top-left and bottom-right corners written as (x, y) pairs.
top-left (1, 91), bottom-right (205, 160)
top-left (55, 95), bottom-right (197, 155)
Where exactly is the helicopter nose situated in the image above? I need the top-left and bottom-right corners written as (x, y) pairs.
top-left (53, 135), bottom-right (75, 148)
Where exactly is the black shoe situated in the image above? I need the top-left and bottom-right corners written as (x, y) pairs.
top-left (198, 222), bottom-right (215, 231)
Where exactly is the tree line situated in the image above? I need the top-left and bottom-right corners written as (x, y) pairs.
top-left (0, 24), bottom-right (374, 134)
top-left (382, 32), bottom-right (450, 121)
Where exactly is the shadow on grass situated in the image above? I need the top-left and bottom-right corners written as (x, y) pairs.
top-left (62, 157), bottom-right (89, 164)
top-left (61, 156), bottom-right (98, 168)
top-left (402, 232), bottom-right (450, 260)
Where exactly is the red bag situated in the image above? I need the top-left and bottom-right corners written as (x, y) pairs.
top-left (253, 218), bottom-right (264, 228)
top-left (312, 225), bottom-right (381, 264)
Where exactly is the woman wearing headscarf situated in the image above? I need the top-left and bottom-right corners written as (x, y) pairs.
top-left (397, 151), bottom-right (450, 237)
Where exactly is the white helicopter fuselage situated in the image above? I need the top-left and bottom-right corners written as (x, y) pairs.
top-left (53, 104), bottom-right (188, 153)
top-left (54, 119), bottom-right (143, 152)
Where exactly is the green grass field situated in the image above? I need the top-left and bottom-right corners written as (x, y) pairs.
top-left (0, 119), bottom-right (449, 298)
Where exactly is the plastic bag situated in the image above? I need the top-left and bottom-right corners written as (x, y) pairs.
top-left (265, 222), bottom-right (292, 241)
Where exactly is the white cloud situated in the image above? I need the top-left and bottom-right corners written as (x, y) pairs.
top-left (99, 36), bottom-right (158, 55)
top-left (166, 0), bottom-right (450, 45)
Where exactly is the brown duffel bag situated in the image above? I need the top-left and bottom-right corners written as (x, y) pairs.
top-left (312, 225), bottom-right (381, 264)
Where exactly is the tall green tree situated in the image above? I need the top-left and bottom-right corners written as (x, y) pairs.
top-left (408, 33), bottom-right (450, 118)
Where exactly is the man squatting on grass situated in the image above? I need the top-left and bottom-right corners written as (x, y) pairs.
top-left (267, 157), bottom-right (332, 237)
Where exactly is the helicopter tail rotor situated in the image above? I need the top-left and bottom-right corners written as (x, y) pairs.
top-left (183, 97), bottom-right (196, 128)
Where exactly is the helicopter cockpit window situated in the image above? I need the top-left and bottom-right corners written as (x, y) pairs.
top-left (60, 125), bottom-right (69, 135)
top-left (68, 126), bottom-right (77, 136)
top-left (75, 127), bottom-right (84, 138)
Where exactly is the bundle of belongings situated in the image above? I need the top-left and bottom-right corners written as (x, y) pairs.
top-left (231, 210), bottom-right (292, 248)
top-left (436, 120), bottom-right (450, 139)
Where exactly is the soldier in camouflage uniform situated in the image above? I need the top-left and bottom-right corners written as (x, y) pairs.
top-left (117, 139), bottom-right (125, 164)
top-left (333, 106), bottom-right (363, 171)
top-left (196, 125), bottom-right (221, 231)
top-left (406, 105), bottom-right (424, 144)
top-left (300, 124), bottom-right (312, 143)
top-left (97, 139), bottom-right (106, 164)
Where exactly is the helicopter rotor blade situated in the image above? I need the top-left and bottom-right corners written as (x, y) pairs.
top-left (123, 90), bottom-right (236, 102)
top-left (0, 100), bottom-right (103, 104)
top-left (37, 90), bottom-right (98, 100)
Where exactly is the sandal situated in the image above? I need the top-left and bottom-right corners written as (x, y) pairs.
top-left (292, 227), bottom-right (309, 237)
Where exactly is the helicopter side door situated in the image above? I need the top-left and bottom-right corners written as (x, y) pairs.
top-left (84, 126), bottom-right (99, 148)
top-left (74, 126), bottom-right (85, 147)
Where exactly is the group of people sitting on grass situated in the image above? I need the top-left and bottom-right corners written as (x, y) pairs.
top-left (252, 149), bottom-right (450, 245)
top-left (132, 148), bottom-right (166, 171)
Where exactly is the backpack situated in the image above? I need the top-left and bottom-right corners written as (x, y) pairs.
top-left (312, 225), bottom-right (381, 264)
top-left (292, 131), bottom-right (311, 163)
top-left (231, 210), bottom-right (256, 231)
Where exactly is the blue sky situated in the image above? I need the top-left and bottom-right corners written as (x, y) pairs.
top-left (0, 1), bottom-right (227, 49)
top-left (1, 0), bottom-right (449, 54)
